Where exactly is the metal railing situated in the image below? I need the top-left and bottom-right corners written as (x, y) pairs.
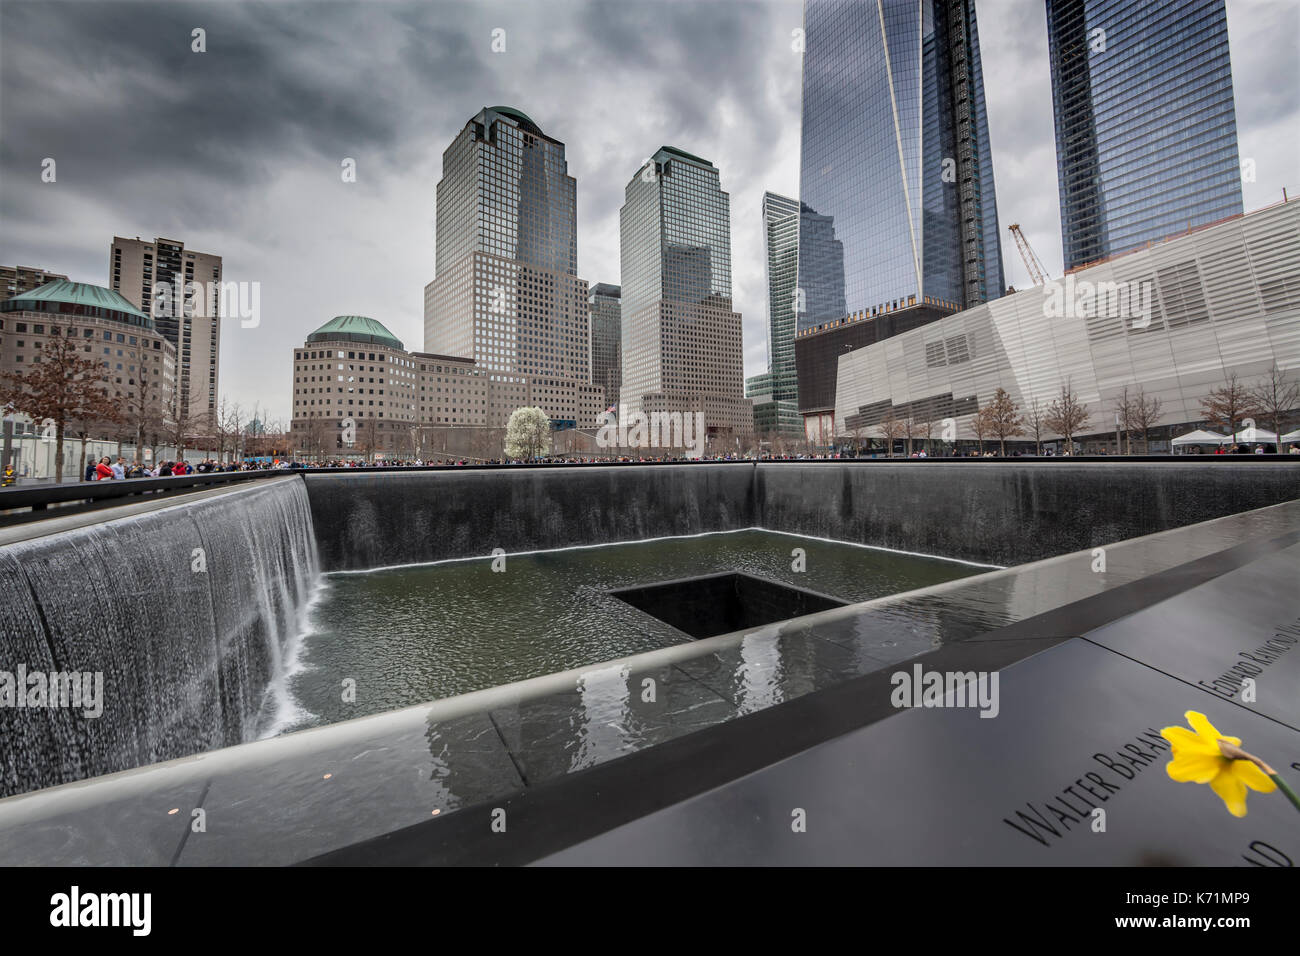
top-left (0, 469), bottom-right (283, 523)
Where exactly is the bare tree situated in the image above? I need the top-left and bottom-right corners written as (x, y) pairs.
top-left (243, 418), bottom-right (268, 458)
top-left (120, 365), bottom-right (166, 465)
top-left (1113, 386), bottom-right (1134, 455)
top-left (916, 419), bottom-right (934, 456)
top-left (0, 336), bottom-right (120, 482)
top-left (769, 429), bottom-right (791, 459)
top-left (983, 387), bottom-right (1025, 456)
top-left (306, 417), bottom-right (330, 462)
top-left (1248, 364), bottom-right (1299, 445)
top-left (971, 404), bottom-right (993, 455)
top-left (162, 386), bottom-right (195, 461)
top-left (359, 416), bottom-right (379, 461)
top-left (395, 426), bottom-right (415, 460)
top-left (1045, 382), bottom-right (1091, 455)
top-left (1128, 386), bottom-right (1164, 454)
top-left (264, 419), bottom-right (291, 459)
top-left (1025, 399), bottom-right (1047, 456)
top-left (876, 409), bottom-right (905, 458)
top-left (68, 402), bottom-right (124, 480)
top-left (848, 419), bottom-right (866, 456)
top-left (225, 400), bottom-right (247, 462)
top-left (229, 402), bottom-right (246, 461)
top-left (1199, 372), bottom-right (1259, 443)
top-left (903, 417), bottom-right (919, 456)
top-left (213, 397), bottom-right (241, 462)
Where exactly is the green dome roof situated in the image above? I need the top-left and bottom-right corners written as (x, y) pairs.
top-left (0, 279), bottom-right (153, 328)
top-left (488, 106), bottom-right (542, 135)
top-left (306, 315), bottom-right (403, 350)
top-left (658, 145), bottom-right (713, 168)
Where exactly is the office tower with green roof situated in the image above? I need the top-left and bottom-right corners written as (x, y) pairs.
top-left (423, 107), bottom-right (604, 429)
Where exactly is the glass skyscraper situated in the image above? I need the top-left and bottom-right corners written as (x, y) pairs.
top-left (619, 147), bottom-right (750, 443)
top-left (1047, 0), bottom-right (1244, 271)
top-left (795, 0), bottom-right (1004, 441)
top-left (425, 107), bottom-right (604, 427)
top-left (761, 192), bottom-right (800, 402)
top-left (588, 283), bottom-right (621, 409)
top-left (746, 193), bottom-right (803, 439)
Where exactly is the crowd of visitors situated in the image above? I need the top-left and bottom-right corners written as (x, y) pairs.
top-left (75, 452), bottom-right (851, 477)
top-left (1212, 443), bottom-right (1286, 455)
top-left (27, 439), bottom-right (1292, 483)
top-left (81, 457), bottom-right (298, 480)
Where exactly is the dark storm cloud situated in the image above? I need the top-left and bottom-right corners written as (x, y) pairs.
top-left (0, 0), bottom-right (802, 417)
top-left (0, 2), bottom-right (493, 221)
top-left (0, 0), bottom-right (1292, 420)
top-left (0, 0), bottom-right (792, 241)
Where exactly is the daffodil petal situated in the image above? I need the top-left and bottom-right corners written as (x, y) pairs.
top-left (1162, 726), bottom-right (1219, 754)
top-left (1187, 711), bottom-right (1225, 745)
top-left (1209, 770), bottom-right (1250, 817)
top-left (1167, 751), bottom-right (1223, 783)
top-left (1229, 759), bottom-right (1277, 794)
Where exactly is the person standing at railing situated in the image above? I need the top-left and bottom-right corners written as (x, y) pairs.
top-left (94, 457), bottom-right (113, 480)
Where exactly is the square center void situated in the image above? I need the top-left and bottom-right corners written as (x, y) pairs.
top-left (610, 571), bottom-right (848, 639)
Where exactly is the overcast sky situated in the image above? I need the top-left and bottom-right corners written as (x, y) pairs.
top-left (1, 0), bottom-right (1296, 422)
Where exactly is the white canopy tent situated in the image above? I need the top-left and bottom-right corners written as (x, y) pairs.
top-left (1232, 426), bottom-right (1279, 444)
top-left (1280, 429), bottom-right (1300, 444)
top-left (1171, 429), bottom-right (1231, 446)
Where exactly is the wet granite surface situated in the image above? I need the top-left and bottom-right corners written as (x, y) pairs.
top-left (305, 461), bottom-right (1300, 570)
top-left (1, 499), bottom-right (1297, 865)
top-left (539, 640), bottom-right (1300, 866)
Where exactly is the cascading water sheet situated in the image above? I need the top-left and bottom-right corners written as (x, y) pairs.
top-left (0, 478), bottom-right (320, 799)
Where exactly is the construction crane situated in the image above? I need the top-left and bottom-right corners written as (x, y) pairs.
top-left (1009, 224), bottom-right (1050, 287)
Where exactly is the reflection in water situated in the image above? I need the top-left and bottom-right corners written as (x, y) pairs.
top-left (421, 721), bottom-right (460, 810)
top-left (569, 664), bottom-right (632, 773)
top-left (797, 203), bottom-right (846, 331)
top-left (737, 633), bottom-right (783, 715)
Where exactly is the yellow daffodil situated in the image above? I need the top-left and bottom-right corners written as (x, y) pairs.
top-left (1160, 711), bottom-right (1276, 817)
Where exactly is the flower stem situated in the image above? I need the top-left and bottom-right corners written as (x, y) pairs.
top-left (1218, 739), bottom-right (1300, 813)
top-left (1270, 773), bottom-right (1300, 814)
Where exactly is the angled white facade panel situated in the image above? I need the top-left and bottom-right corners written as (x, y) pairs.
top-left (834, 201), bottom-right (1300, 442)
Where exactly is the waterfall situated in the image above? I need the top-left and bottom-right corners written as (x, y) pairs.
top-left (0, 477), bottom-right (320, 799)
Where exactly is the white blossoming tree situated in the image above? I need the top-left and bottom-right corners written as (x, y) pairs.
top-left (504, 406), bottom-right (551, 460)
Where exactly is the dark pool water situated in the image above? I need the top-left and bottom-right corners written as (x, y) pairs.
top-left (282, 530), bottom-right (984, 731)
